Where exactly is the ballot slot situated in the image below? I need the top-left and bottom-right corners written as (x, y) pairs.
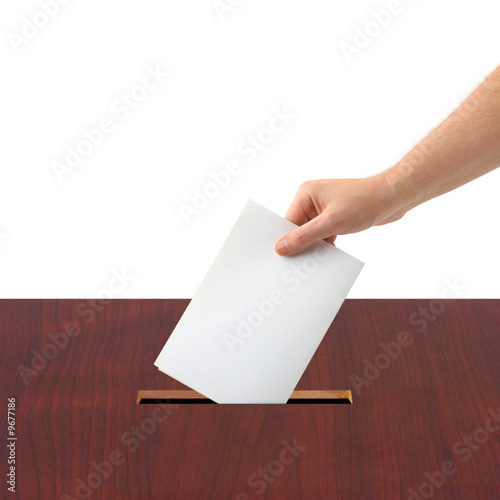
top-left (136, 390), bottom-right (353, 404)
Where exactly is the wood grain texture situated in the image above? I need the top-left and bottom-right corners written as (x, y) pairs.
top-left (1, 299), bottom-right (499, 499)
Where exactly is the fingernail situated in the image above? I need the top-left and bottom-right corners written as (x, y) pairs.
top-left (276, 238), bottom-right (290, 255)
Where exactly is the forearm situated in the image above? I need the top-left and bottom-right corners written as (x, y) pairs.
top-left (378, 65), bottom-right (500, 217)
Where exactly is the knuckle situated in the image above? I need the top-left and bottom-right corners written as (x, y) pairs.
top-left (298, 180), bottom-right (313, 192)
top-left (292, 228), bottom-right (307, 248)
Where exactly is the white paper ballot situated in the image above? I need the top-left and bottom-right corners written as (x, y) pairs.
top-left (155, 200), bottom-right (364, 403)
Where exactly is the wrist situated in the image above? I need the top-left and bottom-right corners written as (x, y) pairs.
top-left (370, 167), bottom-right (414, 224)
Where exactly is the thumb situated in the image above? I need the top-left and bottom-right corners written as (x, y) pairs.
top-left (275, 213), bottom-right (332, 256)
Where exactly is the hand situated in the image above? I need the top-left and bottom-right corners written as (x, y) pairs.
top-left (275, 176), bottom-right (406, 256)
top-left (276, 67), bottom-right (500, 257)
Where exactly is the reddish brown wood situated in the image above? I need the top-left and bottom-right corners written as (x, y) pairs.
top-left (1, 299), bottom-right (499, 499)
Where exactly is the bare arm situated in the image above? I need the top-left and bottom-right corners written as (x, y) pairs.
top-left (276, 65), bottom-right (500, 256)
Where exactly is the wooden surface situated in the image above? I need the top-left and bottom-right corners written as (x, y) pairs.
top-left (136, 389), bottom-right (353, 404)
top-left (1, 299), bottom-right (499, 499)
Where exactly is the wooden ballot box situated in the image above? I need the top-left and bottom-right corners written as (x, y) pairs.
top-left (2, 299), bottom-right (499, 499)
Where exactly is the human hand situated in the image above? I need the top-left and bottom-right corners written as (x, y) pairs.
top-left (275, 176), bottom-right (407, 256)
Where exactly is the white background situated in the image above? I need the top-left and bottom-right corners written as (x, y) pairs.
top-left (1, 0), bottom-right (499, 298)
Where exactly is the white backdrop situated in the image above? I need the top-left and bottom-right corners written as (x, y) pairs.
top-left (1, 0), bottom-right (499, 298)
